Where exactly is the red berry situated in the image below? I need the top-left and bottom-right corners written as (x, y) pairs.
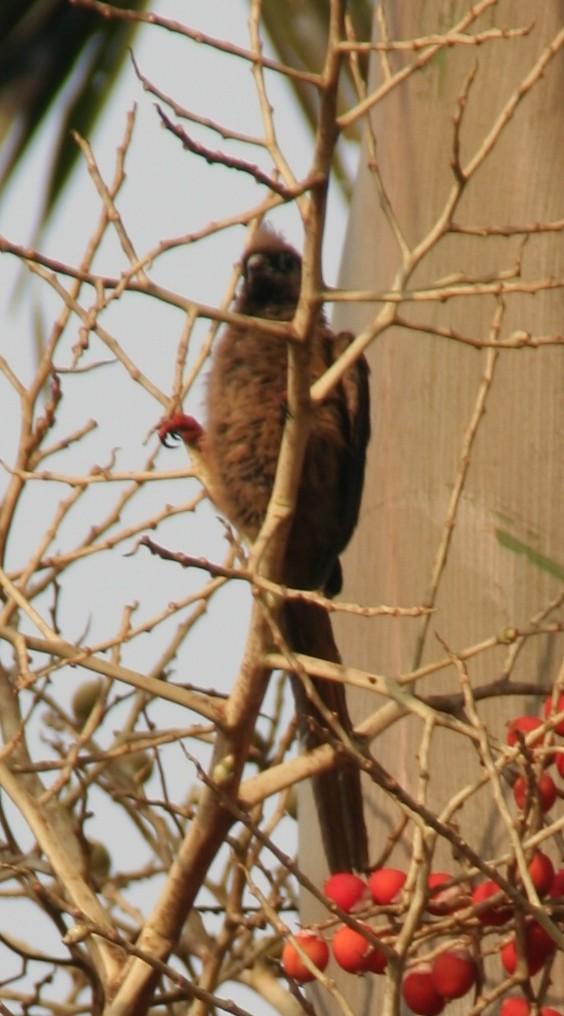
top-left (527, 850), bottom-right (555, 896)
top-left (500, 1001), bottom-right (564, 1016)
top-left (427, 872), bottom-right (464, 915)
top-left (500, 939), bottom-right (517, 975)
top-left (364, 937), bottom-right (388, 974)
top-left (500, 1002), bottom-right (564, 1016)
top-left (513, 772), bottom-right (557, 812)
top-left (556, 751), bottom-right (564, 778)
top-left (332, 925), bottom-right (370, 973)
top-left (431, 947), bottom-right (476, 999)
top-left (549, 868), bottom-right (564, 898)
top-left (368, 867), bottom-right (406, 905)
top-left (331, 923), bottom-right (387, 974)
top-left (500, 1000), bottom-right (530, 1016)
top-left (500, 920), bottom-right (556, 977)
top-left (402, 965), bottom-right (445, 1015)
top-left (544, 692), bottom-right (564, 735)
top-left (471, 879), bottom-right (511, 926)
top-left (324, 872), bottom-right (367, 912)
top-left (506, 715), bottom-right (545, 748)
top-left (282, 931), bottom-right (329, 983)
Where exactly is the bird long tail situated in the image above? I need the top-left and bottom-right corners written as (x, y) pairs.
top-left (283, 600), bottom-right (369, 874)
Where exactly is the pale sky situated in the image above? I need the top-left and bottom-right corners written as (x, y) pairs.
top-left (0, 3), bottom-right (356, 1012)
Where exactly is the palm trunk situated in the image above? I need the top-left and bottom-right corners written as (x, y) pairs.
top-left (301, 2), bottom-right (564, 1010)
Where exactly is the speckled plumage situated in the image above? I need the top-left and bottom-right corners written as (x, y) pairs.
top-left (206, 227), bottom-right (370, 595)
top-left (205, 228), bottom-right (370, 872)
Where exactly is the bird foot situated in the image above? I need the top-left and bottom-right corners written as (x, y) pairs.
top-left (158, 413), bottom-right (204, 449)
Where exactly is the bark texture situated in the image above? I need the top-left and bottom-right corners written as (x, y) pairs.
top-left (302, 2), bottom-right (564, 1010)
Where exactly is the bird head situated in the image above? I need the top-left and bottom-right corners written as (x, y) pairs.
top-left (238, 227), bottom-right (302, 317)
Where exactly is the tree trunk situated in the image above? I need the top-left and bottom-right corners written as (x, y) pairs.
top-left (301, 2), bottom-right (564, 1011)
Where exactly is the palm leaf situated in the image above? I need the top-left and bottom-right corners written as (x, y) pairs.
top-left (0, 1), bottom-right (372, 225)
top-left (0, 0), bottom-right (147, 229)
top-left (260, 0), bottom-right (372, 194)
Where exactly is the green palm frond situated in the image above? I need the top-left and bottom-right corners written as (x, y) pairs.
top-left (261, 0), bottom-right (371, 131)
top-left (0, 1), bottom-right (372, 225)
top-left (260, 0), bottom-right (372, 196)
top-left (0, 0), bottom-right (147, 228)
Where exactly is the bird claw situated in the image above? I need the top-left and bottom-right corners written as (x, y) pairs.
top-left (158, 413), bottom-right (204, 449)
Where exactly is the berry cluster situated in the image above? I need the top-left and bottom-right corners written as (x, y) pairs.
top-left (281, 697), bottom-right (564, 1013)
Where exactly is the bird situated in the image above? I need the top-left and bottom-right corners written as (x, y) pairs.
top-left (163, 226), bottom-right (370, 872)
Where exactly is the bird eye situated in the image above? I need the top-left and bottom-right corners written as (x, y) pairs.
top-left (278, 251), bottom-right (299, 273)
top-left (243, 249), bottom-right (300, 278)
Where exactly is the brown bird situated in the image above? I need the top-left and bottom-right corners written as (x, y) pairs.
top-left (164, 227), bottom-right (370, 872)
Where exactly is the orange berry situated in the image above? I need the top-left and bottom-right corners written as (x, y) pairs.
top-left (368, 867), bottom-right (406, 905)
top-left (324, 872), bottom-right (367, 912)
top-left (331, 923), bottom-right (387, 974)
top-left (282, 931), bottom-right (329, 983)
